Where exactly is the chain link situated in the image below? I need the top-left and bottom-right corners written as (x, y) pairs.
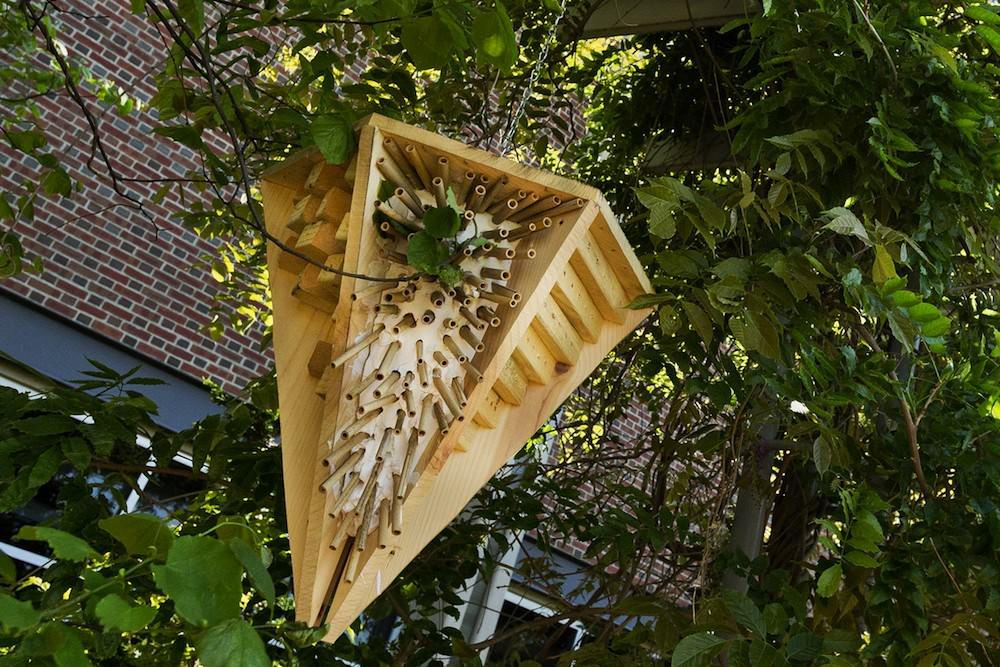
top-left (498, 0), bottom-right (569, 155)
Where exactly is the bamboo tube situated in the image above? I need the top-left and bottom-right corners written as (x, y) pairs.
top-left (378, 498), bottom-right (391, 549)
top-left (331, 325), bottom-right (385, 369)
top-left (476, 305), bottom-right (501, 326)
top-left (543, 197), bottom-right (585, 218)
top-left (393, 408), bottom-right (406, 434)
top-left (430, 290), bottom-right (446, 307)
top-left (355, 459), bottom-right (383, 519)
top-left (374, 302), bottom-right (399, 316)
top-left (482, 227), bottom-right (510, 241)
top-left (505, 225), bottom-right (541, 243)
top-left (357, 391), bottom-right (397, 417)
top-left (376, 156), bottom-right (421, 210)
top-left (510, 194), bottom-right (561, 222)
top-left (491, 283), bottom-right (520, 300)
top-left (451, 376), bottom-right (468, 408)
top-left (376, 341), bottom-right (401, 379)
top-left (329, 476), bottom-right (362, 517)
top-left (320, 449), bottom-right (362, 492)
top-left (375, 427), bottom-right (394, 462)
top-left (325, 443), bottom-right (354, 471)
top-left (432, 176), bottom-right (448, 208)
top-left (393, 186), bottom-right (425, 218)
top-left (459, 325), bottom-right (485, 351)
top-left (372, 371), bottom-right (401, 399)
top-left (327, 429), bottom-right (368, 456)
top-left (392, 313), bottom-right (417, 334)
top-left (517, 192), bottom-right (540, 212)
top-left (340, 407), bottom-right (383, 440)
top-left (444, 317), bottom-right (458, 329)
top-left (480, 289), bottom-right (517, 308)
top-left (463, 272), bottom-right (487, 290)
top-left (345, 370), bottom-right (379, 401)
top-left (511, 245), bottom-right (537, 260)
top-left (398, 428), bottom-right (419, 498)
top-left (391, 483), bottom-right (403, 535)
top-left (443, 334), bottom-right (467, 363)
top-left (433, 350), bottom-right (449, 367)
top-left (418, 393), bottom-right (434, 436)
top-left (418, 360), bottom-right (430, 387)
top-left (454, 288), bottom-right (474, 308)
top-left (463, 209), bottom-right (476, 223)
top-left (402, 370), bottom-right (414, 389)
top-left (403, 143), bottom-right (433, 190)
top-left (462, 358), bottom-right (484, 384)
top-left (484, 246), bottom-right (516, 260)
top-left (379, 220), bottom-right (405, 240)
top-left (433, 368), bottom-right (463, 419)
top-left (433, 399), bottom-right (451, 433)
top-left (421, 309), bottom-right (435, 324)
top-left (352, 282), bottom-right (391, 301)
top-left (416, 339), bottom-right (424, 363)
top-left (487, 196), bottom-right (517, 217)
top-left (328, 511), bottom-right (353, 549)
top-left (467, 184), bottom-right (487, 211)
top-left (344, 546), bottom-right (361, 583)
top-left (459, 306), bottom-right (484, 329)
top-left (457, 170), bottom-right (476, 204)
top-left (481, 267), bottom-right (510, 281)
top-left (355, 487), bottom-right (378, 553)
top-left (436, 156), bottom-right (450, 186)
top-left (376, 200), bottom-right (419, 232)
top-left (383, 138), bottom-right (422, 192)
top-left (403, 388), bottom-right (416, 417)
top-left (480, 176), bottom-right (508, 211)
top-left (383, 286), bottom-right (413, 303)
top-left (493, 199), bottom-right (520, 224)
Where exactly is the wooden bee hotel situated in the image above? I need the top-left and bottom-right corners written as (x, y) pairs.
top-left (261, 114), bottom-right (651, 640)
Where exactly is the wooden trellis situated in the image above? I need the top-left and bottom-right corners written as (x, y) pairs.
top-left (261, 114), bottom-right (651, 640)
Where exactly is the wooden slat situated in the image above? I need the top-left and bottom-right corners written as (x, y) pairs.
top-left (316, 186), bottom-right (352, 223)
top-left (569, 230), bottom-right (627, 324)
top-left (308, 341), bottom-right (333, 378)
top-left (278, 231), bottom-right (308, 273)
top-left (512, 324), bottom-right (555, 385)
top-left (306, 161), bottom-right (350, 194)
top-left (551, 263), bottom-right (602, 343)
top-left (492, 358), bottom-right (526, 406)
top-left (473, 389), bottom-right (504, 428)
top-left (592, 197), bottom-right (654, 301)
top-left (532, 298), bottom-right (582, 366)
top-left (287, 194), bottom-right (321, 233)
top-left (296, 221), bottom-right (346, 263)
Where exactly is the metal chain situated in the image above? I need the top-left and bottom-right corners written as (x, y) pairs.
top-left (498, 0), bottom-right (569, 155)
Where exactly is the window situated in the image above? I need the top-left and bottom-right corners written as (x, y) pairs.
top-left (485, 588), bottom-right (587, 665)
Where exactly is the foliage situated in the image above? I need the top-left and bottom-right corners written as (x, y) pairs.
top-left (3, 0), bottom-right (1000, 665)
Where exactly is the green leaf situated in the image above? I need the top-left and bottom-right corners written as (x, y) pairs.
top-left (310, 114), bottom-right (354, 165)
top-left (822, 207), bottom-right (870, 244)
top-left (659, 304), bottom-right (682, 336)
top-left (627, 293), bottom-right (670, 309)
top-left (406, 231), bottom-right (450, 273)
top-left (402, 16), bottom-right (456, 70)
top-left (682, 301), bottom-right (715, 345)
top-left (762, 603), bottom-right (787, 635)
top-left (151, 536), bottom-right (243, 626)
top-left (968, 5), bottom-right (1000, 24)
top-left (176, 0), bottom-right (205, 34)
top-left (195, 619), bottom-right (270, 667)
top-left (978, 25), bottom-right (1000, 55)
top-left (52, 625), bottom-right (91, 667)
top-left (61, 438), bottom-right (91, 472)
top-left (671, 632), bottom-right (729, 667)
top-left (722, 590), bottom-right (766, 639)
top-left (16, 526), bottom-right (97, 562)
top-left (843, 550), bottom-right (879, 568)
top-left (920, 316), bottom-right (950, 337)
top-left (95, 594), bottom-right (157, 633)
top-left (907, 302), bottom-right (941, 322)
top-left (785, 632), bottom-right (822, 661)
top-left (100, 514), bottom-right (174, 559)
top-left (438, 264), bottom-right (463, 287)
top-left (153, 126), bottom-right (204, 151)
top-left (889, 289), bottom-right (920, 307)
top-left (130, 0), bottom-right (146, 12)
top-left (872, 244), bottom-right (897, 286)
top-left (424, 206), bottom-right (461, 239)
top-left (472, 5), bottom-right (518, 70)
top-left (816, 564), bottom-right (842, 597)
top-left (18, 414), bottom-right (77, 436)
top-left (813, 435), bottom-right (831, 475)
top-left (853, 509), bottom-right (884, 543)
top-left (0, 550), bottom-right (15, 583)
top-left (0, 593), bottom-right (40, 631)
top-left (227, 538), bottom-right (275, 605)
top-left (42, 168), bottom-right (71, 197)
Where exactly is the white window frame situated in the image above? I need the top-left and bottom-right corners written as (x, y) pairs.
top-left (487, 585), bottom-right (588, 661)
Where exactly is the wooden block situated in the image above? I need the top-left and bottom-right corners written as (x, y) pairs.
top-left (569, 230), bottom-right (627, 324)
top-left (316, 187), bottom-right (352, 224)
top-left (288, 195), bottom-right (321, 233)
top-left (473, 389), bottom-right (504, 428)
top-left (278, 232), bottom-right (309, 273)
top-left (308, 340), bottom-right (333, 378)
top-left (294, 265), bottom-right (339, 314)
top-left (512, 324), bottom-right (555, 385)
top-left (306, 161), bottom-right (349, 194)
top-left (591, 200), bottom-right (653, 301)
top-left (335, 212), bottom-right (350, 242)
top-left (296, 220), bottom-right (346, 263)
top-left (317, 254), bottom-right (346, 292)
top-left (532, 297), bottom-right (583, 366)
top-left (551, 264), bottom-right (602, 343)
top-left (493, 358), bottom-right (527, 406)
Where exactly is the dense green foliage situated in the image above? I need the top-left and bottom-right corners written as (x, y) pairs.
top-left (2, 0), bottom-right (1000, 665)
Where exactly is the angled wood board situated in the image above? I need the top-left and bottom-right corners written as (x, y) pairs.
top-left (261, 114), bottom-right (652, 640)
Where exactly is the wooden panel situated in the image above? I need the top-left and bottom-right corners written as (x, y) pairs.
top-left (493, 358), bottom-right (527, 406)
top-left (308, 341), bottom-right (332, 378)
top-left (569, 230), bottom-right (628, 324)
top-left (592, 198), bottom-right (653, 300)
top-left (551, 263), bottom-right (603, 343)
top-left (532, 298), bottom-right (583, 366)
top-left (473, 389), bottom-right (504, 428)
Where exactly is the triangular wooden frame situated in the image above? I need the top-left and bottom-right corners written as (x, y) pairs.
top-left (262, 115), bottom-right (651, 640)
